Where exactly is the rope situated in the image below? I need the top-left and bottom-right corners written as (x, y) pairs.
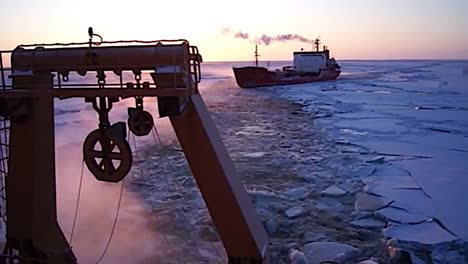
top-left (151, 127), bottom-right (186, 262)
top-left (131, 130), bottom-right (181, 263)
top-left (94, 179), bottom-right (125, 264)
top-left (18, 39), bottom-right (189, 49)
top-left (69, 159), bottom-right (85, 245)
top-left (152, 124), bottom-right (227, 263)
top-left (88, 128), bottom-right (131, 264)
top-left (70, 130), bottom-right (126, 264)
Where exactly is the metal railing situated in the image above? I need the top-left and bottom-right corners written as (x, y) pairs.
top-left (0, 40), bottom-right (202, 93)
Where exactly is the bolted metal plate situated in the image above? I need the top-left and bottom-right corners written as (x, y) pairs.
top-left (83, 127), bottom-right (132, 183)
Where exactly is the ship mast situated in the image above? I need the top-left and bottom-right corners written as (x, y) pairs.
top-left (314, 38), bottom-right (320, 52)
top-left (255, 43), bottom-right (259, 67)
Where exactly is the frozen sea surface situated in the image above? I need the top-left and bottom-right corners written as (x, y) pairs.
top-left (267, 60), bottom-right (468, 241)
top-left (48, 60), bottom-right (468, 262)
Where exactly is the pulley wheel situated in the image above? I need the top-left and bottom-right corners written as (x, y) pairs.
top-left (128, 110), bottom-right (154, 136)
top-left (83, 129), bottom-right (132, 183)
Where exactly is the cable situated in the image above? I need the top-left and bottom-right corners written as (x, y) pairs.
top-left (131, 132), bottom-right (138, 152)
top-left (18, 39), bottom-right (189, 49)
top-left (152, 124), bottom-right (227, 263)
top-left (91, 34), bottom-right (103, 46)
top-left (72, 133), bottom-right (125, 264)
top-left (150, 125), bottom-right (186, 262)
top-left (95, 179), bottom-right (125, 264)
top-left (69, 159), bottom-right (85, 245)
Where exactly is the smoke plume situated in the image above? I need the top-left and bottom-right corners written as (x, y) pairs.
top-left (234, 32), bottom-right (249, 39)
top-left (257, 34), bottom-right (312, 45)
top-left (221, 27), bottom-right (250, 40)
top-left (221, 27), bottom-right (312, 45)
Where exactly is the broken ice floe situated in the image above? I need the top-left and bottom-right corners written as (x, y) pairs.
top-left (357, 259), bottom-right (379, 264)
top-left (350, 218), bottom-right (386, 229)
top-left (384, 221), bottom-right (458, 248)
top-left (302, 241), bottom-right (361, 264)
top-left (321, 185), bottom-right (347, 197)
top-left (303, 232), bottom-right (327, 244)
top-left (283, 186), bottom-right (311, 200)
top-left (238, 151), bottom-right (267, 158)
top-left (314, 198), bottom-right (346, 213)
top-left (285, 205), bottom-right (309, 219)
top-left (339, 128), bottom-right (368, 136)
top-left (289, 249), bottom-right (309, 264)
top-left (354, 192), bottom-right (391, 211)
top-left (365, 156), bottom-right (386, 164)
top-left (235, 125), bottom-right (276, 136)
top-left (431, 250), bottom-right (467, 264)
top-left (375, 206), bottom-right (428, 224)
top-left (360, 171), bottom-right (436, 216)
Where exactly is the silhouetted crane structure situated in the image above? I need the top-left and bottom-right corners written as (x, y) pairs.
top-left (0, 29), bottom-right (268, 263)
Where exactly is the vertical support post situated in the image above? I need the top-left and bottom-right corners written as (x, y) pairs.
top-left (6, 72), bottom-right (76, 263)
top-left (170, 94), bottom-right (268, 262)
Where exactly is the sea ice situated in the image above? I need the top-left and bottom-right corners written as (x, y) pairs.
top-left (321, 185), bottom-right (347, 197)
top-left (350, 218), bottom-right (386, 229)
top-left (285, 206), bottom-right (308, 218)
top-left (384, 221), bottom-right (458, 247)
top-left (375, 206), bottom-right (428, 224)
top-left (284, 186), bottom-right (311, 200)
top-left (354, 192), bottom-right (391, 211)
top-left (302, 241), bottom-right (361, 264)
top-left (431, 250), bottom-right (467, 264)
top-left (314, 198), bottom-right (346, 213)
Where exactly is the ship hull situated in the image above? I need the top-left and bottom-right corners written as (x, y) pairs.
top-left (233, 66), bottom-right (340, 88)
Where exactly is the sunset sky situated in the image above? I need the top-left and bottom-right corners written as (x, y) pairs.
top-left (0, 0), bottom-right (467, 61)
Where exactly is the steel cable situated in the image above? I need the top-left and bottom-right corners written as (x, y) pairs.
top-left (151, 123), bottom-right (227, 263)
top-left (69, 159), bottom-right (85, 246)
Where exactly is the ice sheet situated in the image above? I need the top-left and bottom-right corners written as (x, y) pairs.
top-left (274, 60), bottom-right (468, 241)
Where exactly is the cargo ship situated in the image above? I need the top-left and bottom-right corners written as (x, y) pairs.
top-left (233, 38), bottom-right (341, 88)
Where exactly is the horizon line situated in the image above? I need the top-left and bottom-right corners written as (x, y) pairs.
top-left (204, 58), bottom-right (468, 63)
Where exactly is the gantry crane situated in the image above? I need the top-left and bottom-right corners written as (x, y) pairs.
top-left (0, 29), bottom-right (268, 263)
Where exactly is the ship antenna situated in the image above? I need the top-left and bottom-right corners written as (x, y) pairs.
top-left (314, 38), bottom-right (320, 52)
top-left (255, 43), bottom-right (259, 67)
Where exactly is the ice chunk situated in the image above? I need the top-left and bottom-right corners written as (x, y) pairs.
top-left (375, 207), bottom-right (428, 224)
top-left (363, 175), bottom-right (421, 190)
top-left (284, 186), bottom-right (311, 200)
top-left (289, 249), bottom-right (309, 264)
top-left (303, 232), bottom-right (327, 243)
top-left (358, 260), bottom-right (379, 264)
top-left (351, 210), bottom-right (374, 220)
top-left (365, 186), bottom-right (434, 215)
top-left (384, 221), bottom-right (458, 247)
top-left (321, 185), bottom-right (347, 197)
top-left (350, 218), bottom-right (386, 229)
top-left (365, 156), bottom-right (385, 164)
top-left (409, 253), bottom-right (426, 264)
top-left (264, 219), bottom-right (279, 235)
top-left (431, 250), bottom-right (467, 264)
top-left (314, 198), bottom-right (346, 213)
top-left (355, 192), bottom-right (391, 211)
top-left (303, 242), bottom-right (361, 264)
top-left (238, 151), bottom-right (267, 158)
top-left (285, 206), bottom-right (308, 218)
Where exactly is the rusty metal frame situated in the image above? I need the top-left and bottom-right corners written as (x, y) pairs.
top-left (0, 41), bottom-right (268, 263)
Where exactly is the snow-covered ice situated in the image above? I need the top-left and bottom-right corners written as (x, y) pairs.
top-left (384, 221), bottom-right (459, 247)
top-left (273, 61), bottom-right (468, 243)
